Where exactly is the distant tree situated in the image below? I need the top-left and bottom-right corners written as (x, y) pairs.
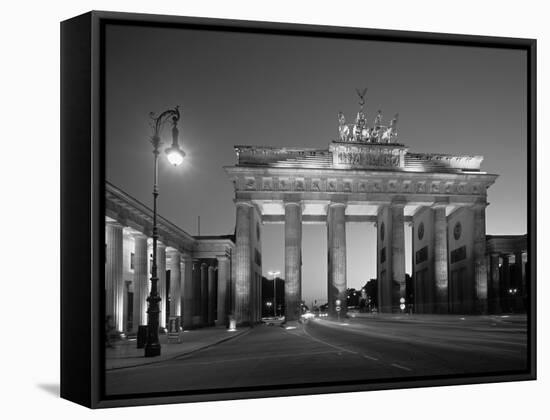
top-left (346, 288), bottom-right (361, 307)
top-left (363, 278), bottom-right (378, 309)
top-left (405, 273), bottom-right (413, 306)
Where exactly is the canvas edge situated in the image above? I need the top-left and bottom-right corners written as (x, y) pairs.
top-left (60, 11), bottom-right (95, 408)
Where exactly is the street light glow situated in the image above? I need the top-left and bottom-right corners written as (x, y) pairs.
top-left (166, 146), bottom-right (185, 166)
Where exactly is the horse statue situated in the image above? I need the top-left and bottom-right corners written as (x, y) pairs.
top-left (372, 110), bottom-right (383, 142)
top-left (338, 111), bottom-right (350, 141)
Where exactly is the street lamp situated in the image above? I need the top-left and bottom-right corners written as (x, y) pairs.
top-left (145, 106), bottom-right (185, 358)
top-left (267, 270), bottom-right (280, 317)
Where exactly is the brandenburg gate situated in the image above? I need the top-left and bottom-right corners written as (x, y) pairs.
top-left (225, 94), bottom-right (498, 325)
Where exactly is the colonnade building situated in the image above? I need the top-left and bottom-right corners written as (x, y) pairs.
top-left (486, 235), bottom-right (528, 314)
top-left (223, 101), bottom-right (525, 325)
top-left (105, 182), bottom-right (235, 335)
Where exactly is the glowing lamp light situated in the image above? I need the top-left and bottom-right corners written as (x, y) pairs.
top-left (166, 146), bottom-right (185, 166)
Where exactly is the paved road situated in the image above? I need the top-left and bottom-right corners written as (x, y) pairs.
top-left (105, 314), bottom-right (527, 396)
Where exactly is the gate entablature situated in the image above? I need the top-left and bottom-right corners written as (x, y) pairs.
top-left (225, 164), bottom-right (497, 219)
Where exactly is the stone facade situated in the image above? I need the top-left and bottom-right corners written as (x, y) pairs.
top-left (105, 182), bottom-right (234, 334)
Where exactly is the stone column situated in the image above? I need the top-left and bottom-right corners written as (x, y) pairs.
top-left (181, 255), bottom-right (193, 329)
top-left (284, 201), bottom-right (302, 322)
top-left (106, 221), bottom-right (124, 332)
top-left (515, 251), bottom-right (525, 293)
top-left (132, 233), bottom-right (149, 330)
top-left (192, 259), bottom-right (202, 326)
top-left (376, 208), bottom-right (391, 313)
top-left (327, 202), bottom-right (347, 318)
top-left (216, 256), bottom-right (230, 326)
top-left (489, 253), bottom-right (501, 314)
top-left (200, 262), bottom-right (208, 326)
top-left (208, 265), bottom-right (216, 325)
top-left (234, 201), bottom-right (252, 325)
top-left (391, 200), bottom-right (406, 310)
top-left (168, 249), bottom-right (181, 318)
top-left (157, 242), bottom-right (167, 329)
top-left (472, 203), bottom-right (488, 314)
top-left (502, 255), bottom-right (510, 312)
top-left (122, 280), bottom-right (131, 332)
top-left (433, 203), bottom-right (449, 313)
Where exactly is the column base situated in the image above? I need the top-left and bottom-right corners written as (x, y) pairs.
top-left (144, 343), bottom-right (161, 357)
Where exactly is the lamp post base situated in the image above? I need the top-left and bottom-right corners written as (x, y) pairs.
top-left (144, 343), bottom-right (161, 357)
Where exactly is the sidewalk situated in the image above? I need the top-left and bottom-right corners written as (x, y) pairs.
top-left (105, 326), bottom-right (250, 371)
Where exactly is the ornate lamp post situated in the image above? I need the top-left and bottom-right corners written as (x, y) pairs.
top-left (145, 106), bottom-right (185, 358)
top-left (267, 270), bottom-right (280, 317)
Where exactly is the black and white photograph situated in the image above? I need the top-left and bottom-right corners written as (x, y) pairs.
top-left (98, 15), bottom-right (534, 400)
top-left (4, 0), bottom-right (550, 417)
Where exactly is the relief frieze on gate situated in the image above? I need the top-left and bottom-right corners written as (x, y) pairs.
top-left (233, 174), bottom-right (488, 197)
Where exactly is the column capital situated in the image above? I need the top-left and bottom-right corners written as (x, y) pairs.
top-left (201, 262), bottom-right (208, 268)
top-left (390, 196), bottom-right (407, 207)
top-left (234, 199), bottom-right (254, 208)
top-left (284, 200), bottom-right (302, 207)
top-left (130, 231), bottom-right (147, 240)
top-left (166, 247), bottom-right (180, 257)
top-left (471, 199), bottom-right (488, 209)
top-left (106, 220), bottom-right (124, 229)
top-left (328, 201), bottom-right (346, 208)
top-left (432, 197), bottom-right (450, 209)
top-left (216, 255), bottom-right (229, 262)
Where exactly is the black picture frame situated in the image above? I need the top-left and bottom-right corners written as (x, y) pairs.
top-left (60, 10), bottom-right (536, 409)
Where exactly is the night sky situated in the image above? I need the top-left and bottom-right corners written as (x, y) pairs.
top-left (105, 24), bottom-right (527, 304)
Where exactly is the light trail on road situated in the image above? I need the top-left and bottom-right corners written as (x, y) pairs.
top-left (105, 315), bottom-right (528, 396)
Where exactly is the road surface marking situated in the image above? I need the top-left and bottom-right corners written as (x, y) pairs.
top-left (173, 350), bottom-right (338, 367)
top-left (391, 363), bottom-right (412, 371)
top-left (362, 354), bottom-right (379, 361)
top-left (301, 326), bottom-right (358, 355)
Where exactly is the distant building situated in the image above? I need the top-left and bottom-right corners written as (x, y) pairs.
top-left (486, 235), bottom-right (528, 313)
top-left (261, 276), bottom-right (285, 317)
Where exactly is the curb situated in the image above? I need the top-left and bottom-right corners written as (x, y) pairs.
top-left (106, 328), bottom-right (251, 372)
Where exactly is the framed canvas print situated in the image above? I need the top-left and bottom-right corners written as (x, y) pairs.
top-left (60, 11), bottom-right (536, 408)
